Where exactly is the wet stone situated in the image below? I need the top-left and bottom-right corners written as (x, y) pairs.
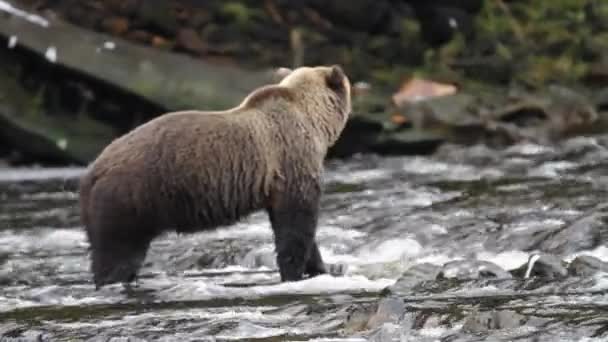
top-left (462, 309), bottom-right (525, 333)
top-left (87, 336), bottom-right (148, 342)
top-left (0, 252), bottom-right (9, 265)
top-left (561, 136), bottom-right (603, 158)
top-left (387, 263), bottom-right (441, 293)
top-left (0, 329), bottom-right (48, 342)
top-left (343, 302), bottom-right (379, 333)
top-left (512, 253), bottom-right (568, 279)
top-left (436, 260), bottom-right (512, 280)
top-left (241, 246), bottom-right (276, 269)
top-left (538, 205), bottom-right (608, 255)
top-left (176, 28), bottom-right (207, 55)
top-left (327, 262), bottom-right (348, 277)
top-left (367, 322), bottom-right (401, 342)
top-left (367, 297), bottom-right (407, 329)
top-left (568, 255), bottom-right (608, 277)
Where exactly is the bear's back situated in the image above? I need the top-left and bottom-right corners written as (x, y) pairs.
top-left (86, 110), bottom-right (274, 231)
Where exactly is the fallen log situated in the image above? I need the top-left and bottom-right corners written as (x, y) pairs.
top-left (0, 2), bottom-right (274, 164)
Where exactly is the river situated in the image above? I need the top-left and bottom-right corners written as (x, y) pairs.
top-left (2, 136), bottom-right (608, 341)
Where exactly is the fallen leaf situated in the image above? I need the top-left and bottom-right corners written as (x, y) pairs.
top-left (392, 78), bottom-right (457, 107)
top-left (390, 113), bottom-right (408, 125)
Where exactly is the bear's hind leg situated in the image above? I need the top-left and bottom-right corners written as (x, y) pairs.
top-left (91, 235), bottom-right (152, 289)
top-left (86, 187), bottom-right (157, 289)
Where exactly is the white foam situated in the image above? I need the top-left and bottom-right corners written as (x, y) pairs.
top-left (476, 250), bottom-right (530, 270)
top-left (302, 339), bottom-right (366, 342)
top-left (529, 161), bottom-right (577, 178)
top-left (524, 254), bottom-right (541, 279)
top-left (317, 225), bottom-right (367, 240)
top-left (565, 245), bottom-right (608, 263)
top-left (7, 35), bottom-right (17, 48)
top-left (357, 238), bottom-right (423, 264)
top-left (0, 296), bottom-right (38, 312)
top-left (20, 191), bottom-right (78, 200)
top-left (0, 167), bottom-right (84, 182)
top-left (325, 169), bottom-right (391, 183)
top-left (103, 41), bottom-right (115, 50)
top-left (401, 157), bottom-right (473, 177)
top-left (321, 237), bottom-right (425, 269)
top-left (0, 284), bottom-right (121, 312)
top-left (0, 228), bottom-right (87, 254)
top-left (510, 218), bottom-right (565, 233)
top-left (158, 274), bottom-right (394, 301)
top-left (419, 325), bottom-right (452, 337)
top-left (216, 321), bottom-right (287, 340)
top-left (0, 0), bottom-right (49, 27)
top-left (414, 253), bottom-right (458, 266)
top-left (184, 265), bottom-right (271, 275)
top-left (189, 220), bottom-right (272, 240)
top-left (506, 143), bottom-right (554, 156)
top-left (45, 46), bottom-right (57, 63)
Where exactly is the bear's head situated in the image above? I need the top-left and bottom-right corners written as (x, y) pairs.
top-left (275, 65), bottom-right (352, 145)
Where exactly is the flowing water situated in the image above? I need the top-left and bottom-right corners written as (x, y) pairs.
top-left (2, 136), bottom-right (608, 341)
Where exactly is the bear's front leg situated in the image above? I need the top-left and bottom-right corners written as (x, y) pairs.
top-left (268, 183), bottom-right (321, 282)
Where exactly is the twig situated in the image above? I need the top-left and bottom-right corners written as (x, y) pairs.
top-left (290, 27), bottom-right (304, 68)
top-left (495, 0), bottom-right (526, 43)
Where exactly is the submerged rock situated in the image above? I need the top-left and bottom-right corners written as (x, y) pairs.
top-left (343, 302), bottom-right (379, 333)
top-left (366, 297), bottom-right (407, 329)
top-left (387, 263), bottom-right (441, 294)
top-left (436, 260), bottom-right (512, 280)
top-left (538, 204), bottom-right (608, 255)
top-left (367, 322), bottom-right (402, 342)
top-left (512, 253), bottom-right (568, 279)
top-left (568, 255), bottom-right (608, 277)
top-left (462, 309), bottom-right (525, 333)
top-left (342, 297), bottom-right (407, 335)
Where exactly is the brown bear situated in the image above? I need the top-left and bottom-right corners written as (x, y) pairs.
top-left (78, 65), bottom-right (352, 289)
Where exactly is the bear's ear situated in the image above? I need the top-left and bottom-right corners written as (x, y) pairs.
top-left (273, 67), bottom-right (293, 82)
top-left (326, 65), bottom-right (345, 90)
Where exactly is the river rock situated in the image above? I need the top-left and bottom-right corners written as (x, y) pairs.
top-left (0, 252), bottom-right (9, 265)
top-left (100, 16), bottom-right (130, 36)
top-left (0, 325), bottom-right (48, 342)
top-left (366, 297), bottom-right (407, 329)
top-left (343, 302), bottom-right (379, 333)
top-left (512, 253), bottom-right (568, 279)
top-left (176, 28), bottom-right (207, 55)
top-left (462, 309), bottom-right (525, 333)
top-left (405, 93), bottom-right (481, 129)
top-left (87, 336), bottom-right (147, 342)
top-left (537, 204), bottom-right (608, 255)
top-left (568, 255), bottom-right (608, 277)
top-left (241, 245), bottom-right (276, 269)
top-left (367, 322), bottom-right (401, 342)
top-left (387, 263), bottom-right (441, 294)
top-left (436, 260), bottom-right (512, 280)
top-left (327, 263), bottom-right (348, 277)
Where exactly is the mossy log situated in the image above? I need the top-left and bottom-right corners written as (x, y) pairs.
top-left (0, 8), bottom-right (275, 164)
top-left (0, 9), bottom-right (272, 110)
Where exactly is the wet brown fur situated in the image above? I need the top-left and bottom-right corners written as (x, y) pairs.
top-left (79, 65), bottom-right (352, 288)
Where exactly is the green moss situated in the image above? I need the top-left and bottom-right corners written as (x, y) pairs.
top-left (220, 2), bottom-right (265, 28)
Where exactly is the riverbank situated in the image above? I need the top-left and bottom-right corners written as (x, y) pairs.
top-left (1, 0), bottom-right (607, 165)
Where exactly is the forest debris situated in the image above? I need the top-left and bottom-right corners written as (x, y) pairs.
top-left (390, 113), bottom-right (408, 126)
top-left (100, 16), bottom-right (129, 36)
top-left (176, 28), bottom-right (207, 55)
